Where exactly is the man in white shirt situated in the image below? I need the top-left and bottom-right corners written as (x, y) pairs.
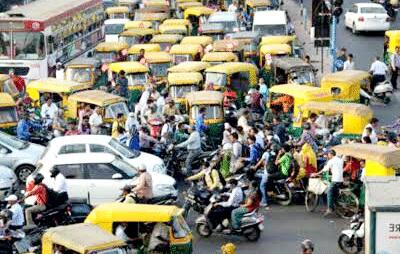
top-left (230, 132), bottom-right (242, 173)
top-left (228, 1), bottom-right (238, 12)
top-left (390, 46), bottom-right (400, 90)
top-left (89, 107), bottom-right (103, 134)
top-left (5, 195), bottom-right (24, 230)
top-left (362, 118), bottom-right (380, 144)
top-left (315, 150), bottom-right (343, 216)
top-left (369, 56), bottom-right (388, 90)
top-left (176, 125), bottom-right (201, 175)
top-left (343, 54), bottom-right (355, 70)
top-left (50, 167), bottom-right (69, 204)
top-left (41, 98), bottom-right (59, 120)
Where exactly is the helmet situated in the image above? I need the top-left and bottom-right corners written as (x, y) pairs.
top-left (221, 243), bottom-right (236, 254)
top-left (34, 173), bottom-right (44, 185)
top-left (50, 167), bottom-right (60, 177)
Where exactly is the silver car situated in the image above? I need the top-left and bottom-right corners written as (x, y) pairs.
top-left (0, 165), bottom-right (17, 200)
top-left (0, 131), bottom-right (45, 182)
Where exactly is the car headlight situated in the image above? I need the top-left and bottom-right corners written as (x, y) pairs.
top-left (153, 164), bottom-right (167, 174)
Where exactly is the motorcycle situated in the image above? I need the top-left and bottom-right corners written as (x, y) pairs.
top-left (195, 193), bottom-right (264, 242)
top-left (338, 213), bottom-right (364, 254)
top-left (182, 182), bottom-right (212, 218)
top-left (361, 79), bottom-right (393, 105)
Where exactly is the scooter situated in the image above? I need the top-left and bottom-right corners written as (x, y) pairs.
top-left (338, 213), bottom-right (364, 254)
top-left (182, 182), bottom-right (212, 218)
top-left (360, 79), bottom-right (393, 105)
top-left (195, 193), bottom-right (264, 242)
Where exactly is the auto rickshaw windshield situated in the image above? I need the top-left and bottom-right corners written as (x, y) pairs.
top-left (0, 107), bottom-right (17, 124)
top-left (119, 36), bottom-right (141, 46)
top-left (170, 85), bottom-right (199, 98)
top-left (292, 70), bottom-right (315, 85)
top-left (191, 104), bottom-right (223, 120)
top-left (126, 73), bottom-right (147, 87)
top-left (174, 55), bottom-right (192, 64)
top-left (149, 63), bottom-right (170, 77)
top-left (66, 68), bottom-right (92, 83)
top-left (105, 102), bottom-right (130, 119)
top-left (205, 72), bottom-right (227, 86)
top-left (96, 52), bottom-right (117, 63)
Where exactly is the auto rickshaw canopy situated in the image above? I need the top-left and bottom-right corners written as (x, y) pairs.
top-left (260, 43), bottom-right (292, 55)
top-left (124, 21), bottom-right (153, 30)
top-left (106, 6), bottom-right (130, 15)
top-left (65, 57), bottom-right (100, 69)
top-left (159, 24), bottom-right (188, 34)
top-left (95, 42), bottom-right (129, 52)
top-left (181, 36), bottom-right (213, 47)
top-left (144, 51), bottom-right (172, 63)
top-left (260, 35), bottom-right (296, 46)
top-left (0, 93), bottom-right (16, 107)
top-left (169, 44), bottom-right (202, 55)
top-left (135, 11), bottom-right (169, 22)
top-left (144, 0), bottom-right (170, 8)
top-left (42, 223), bottom-right (126, 254)
top-left (168, 72), bottom-right (203, 85)
top-left (202, 52), bottom-right (238, 62)
top-left (205, 62), bottom-right (258, 75)
top-left (120, 28), bottom-right (157, 37)
top-left (163, 18), bottom-right (190, 26)
top-left (128, 43), bottom-right (161, 54)
top-left (273, 57), bottom-right (312, 72)
top-left (269, 84), bottom-right (332, 101)
top-left (68, 90), bottom-right (126, 107)
top-left (177, 0), bottom-right (201, 3)
top-left (213, 39), bottom-right (244, 52)
top-left (179, 1), bottom-right (203, 10)
top-left (27, 78), bottom-right (91, 94)
top-left (186, 90), bottom-right (224, 105)
top-left (184, 6), bottom-right (215, 19)
top-left (109, 61), bottom-right (149, 74)
top-left (85, 203), bottom-right (184, 223)
top-left (150, 34), bottom-right (183, 43)
top-left (168, 61), bottom-right (210, 72)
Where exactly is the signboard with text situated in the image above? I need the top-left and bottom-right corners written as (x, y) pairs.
top-left (376, 212), bottom-right (400, 254)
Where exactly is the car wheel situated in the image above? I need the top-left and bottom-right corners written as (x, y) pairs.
top-left (16, 165), bottom-right (35, 183)
top-left (352, 23), bottom-right (358, 34)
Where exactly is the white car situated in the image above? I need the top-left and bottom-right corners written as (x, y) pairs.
top-left (345, 3), bottom-right (390, 34)
top-left (29, 153), bottom-right (177, 205)
top-left (0, 131), bottom-right (45, 182)
top-left (40, 135), bottom-right (167, 174)
top-left (0, 165), bottom-right (17, 200)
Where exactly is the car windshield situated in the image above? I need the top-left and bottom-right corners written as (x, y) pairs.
top-left (191, 105), bottom-right (222, 120)
top-left (65, 68), bottom-right (92, 83)
top-left (149, 63), bottom-right (170, 77)
top-left (209, 21), bottom-right (238, 33)
top-left (127, 73), bottom-right (147, 87)
top-left (109, 138), bottom-right (140, 159)
top-left (361, 7), bottom-right (386, 14)
top-left (170, 85), bottom-right (198, 98)
top-left (253, 24), bottom-right (286, 36)
top-left (111, 159), bottom-right (138, 178)
top-left (0, 31), bottom-right (45, 60)
top-left (105, 102), bottom-right (129, 119)
top-left (205, 72), bottom-right (227, 86)
top-left (0, 107), bottom-right (17, 124)
top-left (0, 131), bottom-right (28, 149)
top-left (105, 24), bottom-right (125, 35)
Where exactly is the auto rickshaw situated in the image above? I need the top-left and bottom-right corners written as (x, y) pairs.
top-left (202, 52), bottom-right (239, 66)
top-left (118, 28), bottom-right (157, 46)
top-left (245, 0), bottom-right (272, 14)
top-left (259, 43), bottom-right (292, 67)
top-left (41, 223), bottom-right (130, 254)
top-left (145, 51), bottom-right (172, 83)
top-left (212, 39), bottom-right (245, 62)
top-left (67, 90), bottom-right (129, 123)
top-left (64, 57), bottom-right (100, 87)
top-left (186, 90), bottom-right (224, 144)
top-left (26, 78), bottom-right (91, 109)
top-left (144, 0), bottom-right (170, 8)
top-left (320, 70), bottom-right (371, 103)
top-left (85, 203), bottom-right (193, 254)
top-left (169, 44), bottom-right (203, 64)
top-left (384, 30), bottom-right (400, 64)
top-left (124, 21), bottom-right (153, 30)
top-left (228, 31), bottom-right (260, 63)
top-left (109, 61), bottom-right (149, 104)
top-left (168, 61), bottom-right (210, 73)
top-left (168, 72), bottom-right (203, 110)
top-left (297, 101), bottom-right (373, 139)
top-left (176, 2), bottom-right (203, 19)
top-left (105, 6), bottom-right (130, 19)
top-left (134, 9), bottom-right (170, 30)
top-left (181, 35), bottom-right (213, 47)
top-left (184, 6), bottom-right (215, 35)
top-left (260, 35), bottom-right (304, 58)
top-left (163, 18), bottom-right (191, 27)
top-left (118, 0), bottom-right (139, 15)
top-left (128, 43), bottom-right (161, 61)
top-left (0, 93), bottom-right (17, 133)
top-left (159, 24), bottom-right (189, 36)
top-left (0, 74), bottom-right (19, 99)
top-left (199, 23), bottom-right (225, 41)
top-left (94, 42), bottom-right (129, 64)
top-left (272, 57), bottom-right (316, 86)
top-left (150, 34), bottom-right (184, 51)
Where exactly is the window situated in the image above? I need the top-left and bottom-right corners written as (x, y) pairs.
top-left (105, 102), bottom-right (129, 119)
top-left (58, 144), bottom-right (86, 154)
top-left (108, 139), bottom-right (140, 159)
top-left (149, 63), bottom-right (170, 77)
top-left (85, 163), bottom-right (118, 179)
top-left (89, 144), bottom-right (114, 153)
top-left (0, 107), bottom-right (17, 124)
top-left (55, 164), bottom-right (84, 179)
top-left (205, 72), bottom-right (227, 86)
top-left (361, 7), bottom-right (386, 14)
top-left (0, 132), bottom-right (27, 149)
top-left (172, 215), bottom-right (191, 238)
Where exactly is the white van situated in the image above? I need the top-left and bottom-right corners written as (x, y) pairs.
top-left (104, 18), bottom-right (130, 42)
top-left (252, 10), bottom-right (288, 36)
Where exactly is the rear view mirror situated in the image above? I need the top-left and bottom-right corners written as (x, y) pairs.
top-left (112, 173), bottom-right (123, 179)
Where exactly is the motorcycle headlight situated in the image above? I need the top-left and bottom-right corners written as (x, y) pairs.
top-left (153, 164), bottom-right (167, 174)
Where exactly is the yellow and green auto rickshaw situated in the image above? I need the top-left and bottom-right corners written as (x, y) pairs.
top-left (94, 42), bottom-right (129, 64)
top-left (0, 74), bottom-right (19, 99)
top-left (145, 51), bottom-right (172, 83)
top-left (272, 57), bottom-right (316, 86)
top-left (0, 93), bottom-right (18, 132)
top-left (162, 19), bottom-right (191, 34)
top-left (159, 24), bottom-right (189, 36)
top-left (260, 35), bottom-right (304, 58)
top-left (168, 61), bottom-right (210, 74)
top-left (176, 1), bottom-right (203, 19)
top-left (321, 70), bottom-right (371, 103)
top-left (150, 34), bottom-right (184, 51)
top-left (168, 72), bottom-right (203, 111)
top-left (181, 35), bottom-right (213, 48)
top-left (128, 43), bottom-right (161, 61)
top-left (169, 44), bottom-right (203, 64)
top-left (41, 223), bottom-right (130, 254)
top-left (202, 52), bottom-right (238, 66)
top-left (109, 61), bottom-right (149, 103)
top-left (259, 43), bottom-right (292, 66)
top-left (384, 30), bottom-right (400, 64)
top-left (184, 6), bottom-right (215, 35)
top-left (212, 39), bottom-right (245, 62)
top-left (65, 57), bottom-right (100, 87)
top-left (118, 28), bottom-right (157, 46)
top-left (124, 21), bottom-right (153, 30)
top-left (246, 0), bottom-right (272, 14)
top-left (85, 203), bottom-right (193, 254)
top-left (105, 6), bottom-right (130, 19)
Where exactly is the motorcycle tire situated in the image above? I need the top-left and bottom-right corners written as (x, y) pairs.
top-left (338, 234), bottom-right (360, 254)
top-left (276, 184), bottom-right (292, 206)
top-left (336, 190), bottom-right (359, 219)
top-left (244, 227), bottom-right (261, 242)
top-left (305, 191), bottom-right (319, 212)
top-left (384, 96), bottom-right (391, 104)
top-left (195, 223), bottom-right (212, 238)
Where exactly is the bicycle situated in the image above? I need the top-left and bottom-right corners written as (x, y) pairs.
top-left (305, 177), bottom-right (359, 219)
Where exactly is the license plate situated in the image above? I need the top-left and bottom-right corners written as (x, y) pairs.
top-left (258, 223), bottom-right (264, 231)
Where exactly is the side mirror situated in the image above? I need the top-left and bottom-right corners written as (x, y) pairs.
top-left (112, 173), bottom-right (123, 179)
top-left (0, 148), bottom-right (9, 155)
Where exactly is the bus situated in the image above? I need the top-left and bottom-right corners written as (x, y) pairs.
top-left (0, 0), bottom-right (105, 81)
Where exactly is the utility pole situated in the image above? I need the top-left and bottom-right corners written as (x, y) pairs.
top-left (330, 15), bottom-right (337, 73)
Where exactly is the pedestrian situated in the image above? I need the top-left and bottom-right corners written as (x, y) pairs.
top-left (336, 48), bottom-right (347, 71)
top-left (112, 113), bottom-right (125, 138)
top-left (258, 78), bottom-right (269, 103)
top-left (369, 56), bottom-right (388, 91)
top-left (89, 107), bottom-right (103, 134)
top-left (343, 53), bottom-right (355, 70)
top-left (300, 239), bottom-right (314, 254)
top-left (117, 70), bottom-right (128, 98)
top-left (390, 46), bottom-right (400, 90)
top-left (52, 110), bottom-right (66, 137)
top-left (55, 62), bottom-right (64, 81)
top-left (5, 195), bottom-right (24, 230)
top-left (125, 112), bottom-right (140, 150)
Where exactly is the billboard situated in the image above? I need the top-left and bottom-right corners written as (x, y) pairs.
top-left (376, 212), bottom-right (400, 254)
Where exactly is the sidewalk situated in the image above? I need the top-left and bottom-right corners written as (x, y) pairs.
top-left (283, 0), bottom-right (332, 82)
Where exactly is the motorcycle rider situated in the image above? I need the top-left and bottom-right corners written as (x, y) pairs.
top-left (49, 167), bottom-right (69, 204)
top-left (40, 97), bottom-right (59, 121)
top-left (119, 185), bottom-right (136, 204)
top-left (24, 173), bottom-right (48, 226)
top-left (369, 56), bottom-right (388, 91)
top-left (5, 195), bottom-right (24, 230)
top-left (186, 162), bottom-right (223, 192)
top-left (176, 125), bottom-right (201, 175)
top-left (132, 165), bottom-right (153, 203)
top-left (16, 112), bottom-right (41, 141)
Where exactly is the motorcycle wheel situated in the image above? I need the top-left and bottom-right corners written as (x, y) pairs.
top-left (276, 184), bottom-right (292, 206)
top-left (383, 96), bottom-right (391, 104)
top-left (195, 223), bottom-right (212, 238)
top-left (244, 227), bottom-right (261, 242)
top-left (305, 191), bottom-right (319, 212)
top-left (338, 234), bottom-right (359, 254)
top-left (336, 190), bottom-right (359, 219)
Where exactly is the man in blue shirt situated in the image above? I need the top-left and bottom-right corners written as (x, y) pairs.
top-left (16, 113), bottom-right (41, 141)
top-left (195, 107), bottom-right (208, 135)
top-left (243, 136), bottom-right (261, 166)
top-left (117, 70), bottom-right (128, 98)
